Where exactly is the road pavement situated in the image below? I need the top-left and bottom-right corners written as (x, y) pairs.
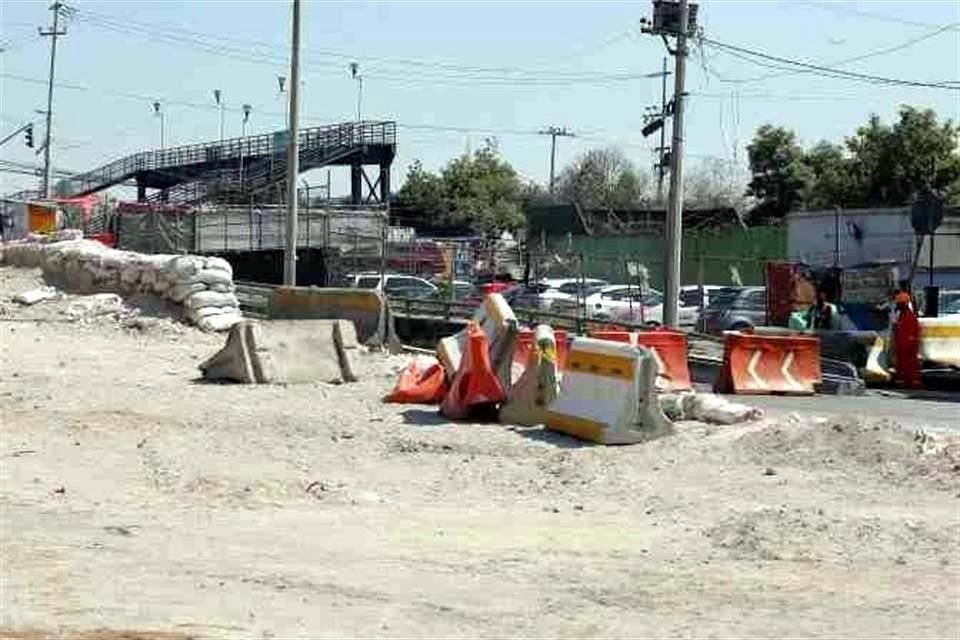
top-left (736, 392), bottom-right (960, 435)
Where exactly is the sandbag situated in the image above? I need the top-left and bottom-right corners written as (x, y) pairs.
top-left (184, 290), bottom-right (239, 310)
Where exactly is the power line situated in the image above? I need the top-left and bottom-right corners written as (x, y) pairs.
top-left (798, 1), bottom-right (960, 30)
top-left (699, 36), bottom-right (960, 90)
top-left (704, 22), bottom-right (959, 85)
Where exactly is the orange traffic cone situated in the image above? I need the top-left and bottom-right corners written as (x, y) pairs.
top-left (441, 322), bottom-right (506, 420)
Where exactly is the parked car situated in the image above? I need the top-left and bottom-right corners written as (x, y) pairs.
top-left (503, 282), bottom-right (551, 311)
top-left (680, 285), bottom-right (728, 311)
top-left (697, 286), bottom-right (767, 334)
top-left (553, 285), bottom-right (698, 326)
top-left (348, 273), bottom-right (439, 299)
top-left (535, 278), bottom-right (609, 310)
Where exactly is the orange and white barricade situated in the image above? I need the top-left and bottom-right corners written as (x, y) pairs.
top-left (500, 325), bottom-right (560, 427)
top-left (714, 331), bottom-right (821, 395)
top-left (544, 337), bottom-right (672, 444)
top-left (635, 329), bottom-right (692, 391)
top-left (441, 322), bottom-right (506, 420)
top-left (437, 293), bottom-right (517, 388)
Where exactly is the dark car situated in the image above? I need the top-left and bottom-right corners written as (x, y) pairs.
top-left (503, 282), bottom-right (550, 311)
top-left (697, 286), bottom-right (767, 334)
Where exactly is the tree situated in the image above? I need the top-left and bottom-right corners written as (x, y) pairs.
top-left (803, 141), bottom-right (854, 210)
top-left (684, 157), bottom-right (753, 212)
top-left (745, 124), bottom-right (811, 219)
top-left (395, 145), bottom-right (526, 235)
top-left (556, 147), bottom-right (650, 209)
top-left (844, 107), bottom-right (959, 207)
top-left (441, 144), bottom-right (525, 233)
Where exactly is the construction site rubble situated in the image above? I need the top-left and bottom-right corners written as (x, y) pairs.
top-left (1, 232), bottom-right (242, 331)
top-left (659, 391), bottom-right (765, 425)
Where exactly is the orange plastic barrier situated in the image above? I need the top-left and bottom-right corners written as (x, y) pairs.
top-left (635, 329), bottom-right (692, 391)
top-left (714, 331), bottom-right (821, 395)
top-left (441, 322), bottom-right (506, 419)
top-left (589, 330), bottom-right (634, 344)
top-left (386, 361), bottom-right (448, 404)
top-left (513, 327), bottom-right (535, 364)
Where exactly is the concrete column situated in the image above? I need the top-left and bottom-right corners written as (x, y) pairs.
top-left (137, 180), bottom-right (147, 202)
top-left (379, 164), bottom-right (390, 204)
top-left (351, 163), bottom-right (362, 205)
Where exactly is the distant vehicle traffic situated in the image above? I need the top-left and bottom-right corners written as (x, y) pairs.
top-left (347, 273), bottom-right (439, 299)
top-left (534, 278), bottom-right (609, 310)
top-left (697, 286), bottom-right (767, 333)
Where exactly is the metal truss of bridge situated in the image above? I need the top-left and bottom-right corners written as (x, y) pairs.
top-left (63, 121), bottom-right (396, 206)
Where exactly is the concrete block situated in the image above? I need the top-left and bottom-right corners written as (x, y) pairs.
top-left (200, 319), bottom-right (361, 384)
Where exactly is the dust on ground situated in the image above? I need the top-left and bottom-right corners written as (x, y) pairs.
top-left (1, 265), bottom-right (958, 639)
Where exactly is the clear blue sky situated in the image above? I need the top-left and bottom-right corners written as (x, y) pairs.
top-left (1, 0), bottom-right (958, 197)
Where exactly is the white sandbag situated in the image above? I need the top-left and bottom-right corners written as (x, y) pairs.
top-left (209, 282), bottom-right (235, 293)
top-left (13, 286), bottom-right (59, 305)
top-left (166, 255), bottom-right (204, 280)
top-left (202, 256), bottom-right (233, 277)
top-left (182, 268), bottom-right (233, 287)
top-left (184, 290), bottom-right (238, 310)
top-left (197, 310), bottom-right (244, 332)
top-left (187, 305), bottom-right (233, 320)
top-left (167, 282), bottom-right (207, 303)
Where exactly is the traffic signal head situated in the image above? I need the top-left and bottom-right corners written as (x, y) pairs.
top-left (24, 124), bottom-right (34, 148)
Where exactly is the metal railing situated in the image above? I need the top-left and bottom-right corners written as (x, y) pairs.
top-left (68, 120), bottom-right (397, 197)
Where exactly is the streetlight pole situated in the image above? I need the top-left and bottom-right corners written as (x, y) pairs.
top-left (213, 89), bottom-right (224, 142)
top-left (39, 2), bottom-right (67, 199)
top-left (240, 103), bottom-right (251, 188)
top-left (350, 62), bottom-right (362, 124)
top-left (152, 101), bottom-right (165, 149)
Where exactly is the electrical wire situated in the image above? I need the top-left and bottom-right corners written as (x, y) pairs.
top-left (704, 23), bottom-right (959, 85)
top-left (699, 35), bottom-right (959, 90)
top-left (797, 1), bottom-right (960, 31)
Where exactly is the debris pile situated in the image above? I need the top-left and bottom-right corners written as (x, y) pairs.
top-left (2, 233), bottom-right (242, 331)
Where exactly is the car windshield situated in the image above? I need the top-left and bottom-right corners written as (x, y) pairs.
top-left (355, 276), bottom-right (380, 289)
top-left (943, 297), bottom-right (960, 314)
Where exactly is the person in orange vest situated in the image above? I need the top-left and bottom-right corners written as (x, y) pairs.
top-left (891, 290), bottom-right (922, 389)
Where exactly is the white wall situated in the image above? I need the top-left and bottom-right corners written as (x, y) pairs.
top-left (787, 208), bottom-right (916, 268)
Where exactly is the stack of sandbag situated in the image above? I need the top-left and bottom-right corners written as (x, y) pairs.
top-left (160, 255), bottom-right (241, 332)
top-left (1, 234), bottom-right (242, 332)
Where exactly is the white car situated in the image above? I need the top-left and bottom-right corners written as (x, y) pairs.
top-left (348, 273), bottom-right (439, 298)
top-left (534, 278), bottom-right (609, 310)
top-left (557, 284), bottom-right (697, 326)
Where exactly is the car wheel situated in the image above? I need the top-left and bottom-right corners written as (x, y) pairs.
top-left (644, 321), bottom-right (661, 328)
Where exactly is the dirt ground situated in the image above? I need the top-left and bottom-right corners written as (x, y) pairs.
top-left (1, 265), bottom-right (958, 639)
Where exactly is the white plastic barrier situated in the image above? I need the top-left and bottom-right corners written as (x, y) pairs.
top-left (499, 324), bottom-right (559, 427)
top-left (918, 317), bottom-right (960, 368)
top-left (544, 337), bottom-right (672, 445)
top-left (1, 234), bottom-right (242, 331)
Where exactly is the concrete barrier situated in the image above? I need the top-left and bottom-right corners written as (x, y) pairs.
top-left (200, 319), bottom-right (360, 384)
top-left (918, 317), bottom-right (960, 368)
top-left (268, 286), bottom-right (398, 349)
top-left (544, 337), bottom-right (672, 445)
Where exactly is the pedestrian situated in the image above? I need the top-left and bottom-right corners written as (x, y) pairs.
top-left (891, 289), bottom-right (922, 389)
top-left (805, 288), bottom-right (839, 331)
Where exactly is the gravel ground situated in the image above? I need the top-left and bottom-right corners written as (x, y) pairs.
top-left (1, 265), bottom-right (959, 639)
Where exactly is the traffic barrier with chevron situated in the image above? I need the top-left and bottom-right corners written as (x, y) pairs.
top-left (441, 322), bottom-right (506, 420)
top-left (714, 331), bottom-right (821, 395)
top-left (544, 337), bottom-right (672, 445)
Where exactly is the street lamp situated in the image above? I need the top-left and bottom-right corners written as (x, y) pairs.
top-left (213, 89), bottom-right (224, 142)
top-left (152, 101), bottom-right (164, 149)
top-left (350, 62), bottom-right (363, 125)
top-left (240, 103), bottom-right (252, 188)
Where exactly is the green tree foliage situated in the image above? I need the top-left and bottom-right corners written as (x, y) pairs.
top-left (395, 145), bottom-right (526, 235)
top-left (745, 125), bottom-right (812, 218)
top-left (556, 147), bottom-right (650, 209)
top-left (746, 107), bottom-right (959, 219)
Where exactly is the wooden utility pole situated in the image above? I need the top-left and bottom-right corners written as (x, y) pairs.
top-left (284, 0), bottom-right (302, 286)
top-left (539, 126), bottom-right (574, 196)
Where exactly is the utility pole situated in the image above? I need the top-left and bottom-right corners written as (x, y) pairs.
top-left (539, 126), bottom-right (574, 196)
top-left (39, 2), bottom-right (67, 199)
top-left (643, 0), bottom-right (697, 328)
top-left (284, 0), bottom-right (302, 286)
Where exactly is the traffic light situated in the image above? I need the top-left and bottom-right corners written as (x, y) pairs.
top-left (24, 124), bottom-right (33, 148)
top-left (641, 117), bottom-right (664, 138)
